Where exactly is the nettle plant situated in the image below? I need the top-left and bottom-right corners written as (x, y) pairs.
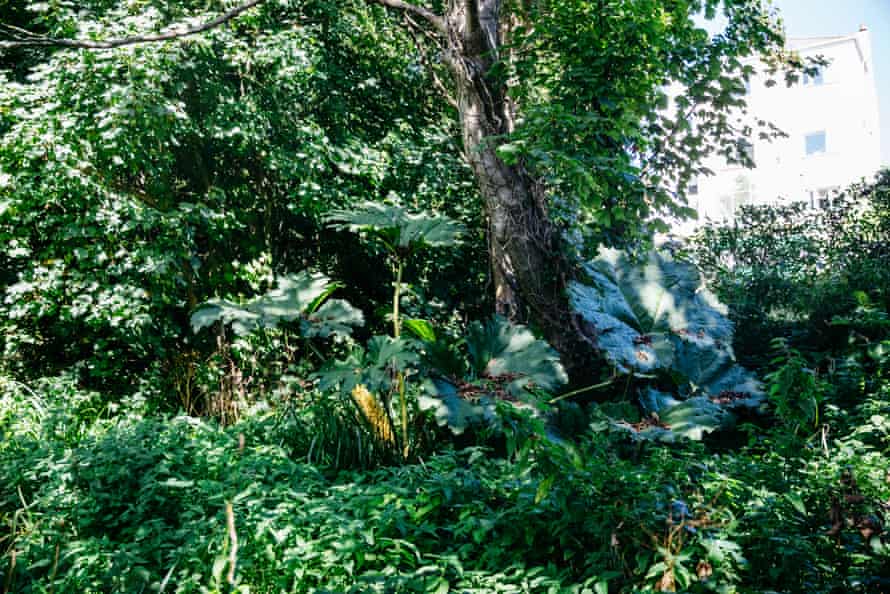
top-left (570, 247), bottom-right (765, 441)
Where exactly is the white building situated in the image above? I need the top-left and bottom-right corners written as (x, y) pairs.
top-left (687, 26), bottom-right (881, 227)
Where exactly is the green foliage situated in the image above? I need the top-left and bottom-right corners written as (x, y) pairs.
top-left (324, 201), bottom-right (466, 252)
top-left (316, 335), bottom-right (419, 398)
top-left (570, 247), bottom-right (763, 440)
top-left (191, 270), bottom-right (363, 338)
top-left (570, 248), bottom-right (732, 374)
top-left (323, 200), bottom-right (468, 457)
top-left (465, 315), bottom-right (569, 394)
top-left (765, 338), bottom-right (824, 433)
top-left (0, 0), bottom-right (483, 395)
top-left (4, 380), bottom-right (887, 593)
top-left (420, 316), bottom-right (569, 434)
top-left (691, 170), bottom-right (890, 364)
top-left (1, 3), bottom-right (888, 593)
top-left (502, 0), bottom-right (786, 245)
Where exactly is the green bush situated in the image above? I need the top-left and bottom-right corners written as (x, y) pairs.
top-left (691, 170), bottom-right (890, 365)
top-left (2, 377), bottom-right (888, 593)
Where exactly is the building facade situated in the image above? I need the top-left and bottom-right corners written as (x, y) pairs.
top-left (687, 27), bottom-right (881, 227)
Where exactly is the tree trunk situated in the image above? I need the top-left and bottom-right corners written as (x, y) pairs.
top-left (442, 0), bottom-right (594, 374)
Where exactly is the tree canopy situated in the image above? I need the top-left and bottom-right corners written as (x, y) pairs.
top-left (0, 0), bottom-right (790, 384)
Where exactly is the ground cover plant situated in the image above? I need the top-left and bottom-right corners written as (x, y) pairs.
top-left (1, 0), bottom-right (889, 592)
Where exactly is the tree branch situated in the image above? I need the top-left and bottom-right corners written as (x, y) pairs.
top-left (366, 0), bottom-right (447, 36)
top-left (403, 13), bottom-right (457, 108)
top-left (0, 0), bottom-right (267, 49)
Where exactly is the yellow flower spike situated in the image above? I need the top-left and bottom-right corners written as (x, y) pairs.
top-left (350, 384), bottom-right (395, 445)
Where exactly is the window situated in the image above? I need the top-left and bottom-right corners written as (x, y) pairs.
top-left (803, 68), bottom-right (824, 86)
top-left (733, 175), bottom-right (754, 208)
top-left (742, 141), bottom-right (755, 165)
top-left (805, 131), bottom-right (826, 155)
top-left (688, 183), bottom-right (699, 196)
top-left (810, 187), bottom-right (839, 209)
top-left (818, 187), bottom-right (840, 209)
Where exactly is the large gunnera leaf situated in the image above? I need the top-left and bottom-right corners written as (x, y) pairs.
top-left (570, 248), bottom-right (764, 440)
top-left (191, 271), bottom-right (363, 338)
top-left (569, 248), bottom-right (732, 374)
top-left (419, 316), bottom-right (568, 434)
top-left (324, 201), bottom-right (465, 249)
top-left (636, 388), bottom-right (732, 441)
top-left (418, 378), bottom-right (496, 436)
top-left (316, 336), bottom-right (420, 397)
top-left (466, 315), bottom-right (568, 393)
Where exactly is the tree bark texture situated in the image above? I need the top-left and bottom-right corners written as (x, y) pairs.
top-left (441, 0), bottom-right (594, 374)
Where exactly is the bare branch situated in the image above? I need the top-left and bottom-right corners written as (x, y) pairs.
top-left (0, 23), bottom-right (46, 40)
top-left (366, 0), bottom-right (447, 36)
top-left (0, 0), bottom-right (267, 50)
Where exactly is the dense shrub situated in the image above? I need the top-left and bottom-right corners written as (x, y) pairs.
top-left (690, 170), bottom-right (890, 366)
top-left (2, 375), bottom-right (888, 593)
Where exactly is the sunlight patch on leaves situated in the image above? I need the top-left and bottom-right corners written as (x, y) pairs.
top-left (191, 270), bottom-right (363, 338)
top-left (324, 201), bottom-right (465, 250)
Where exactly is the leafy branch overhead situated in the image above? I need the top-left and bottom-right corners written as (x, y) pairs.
top-left (0, 0), bottom-right (451, 50)
top-left (0, 0), bottom-right (268, 49)
top-left (0, 0), bottom-right (797, 378)
top-left (190, 271), bottom-right (363, 338)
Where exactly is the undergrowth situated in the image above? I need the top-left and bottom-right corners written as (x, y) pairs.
top-left (1, 376), bottom-right (887, 593)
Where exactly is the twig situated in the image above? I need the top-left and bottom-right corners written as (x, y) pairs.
top-left (548, 374), bottom-right (617, 404)
top-left (158, 561), bottom-right (178, 593)
top-left (2, 548), bottom-right (15, 594)
top-left (0, 0), bottom-right (267, 49)
top-left (0, 23), bottom-right (44, 40)
top-left (47, 542), bottom-right (60, 594)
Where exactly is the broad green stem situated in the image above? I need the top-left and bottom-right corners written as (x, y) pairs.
top-left (548, 374), bottom-right (617, 404)
top-left (393, 257), bottom-right (409, 459)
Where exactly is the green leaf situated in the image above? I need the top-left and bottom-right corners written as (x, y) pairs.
top-left (418, 378), bottom-right (494, 435)
top-left (404, 318), bottom-right (437, 342)
top-left (316, 336), bottom-right (420, 397)
top-left (657, 397), bottom-right (730, 440)
top-left (535, 475), bottom-right (555, 504)
top-left (191, 270), bottom-right (363, 338)
top-left (419, 317), bottom-right (566, 435)
top-left (785, 492), bottom-right (807, 515)
top-left (466, 315), bottom-right (568, 394)
top-left (570, 248), bottom-right (735, 374)
top-left (324, 201), bottom-right (465, 250)
top-left (303, 299), bottom-right (364, 338)
top-left (571, 248), bottom-right (764, 439)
